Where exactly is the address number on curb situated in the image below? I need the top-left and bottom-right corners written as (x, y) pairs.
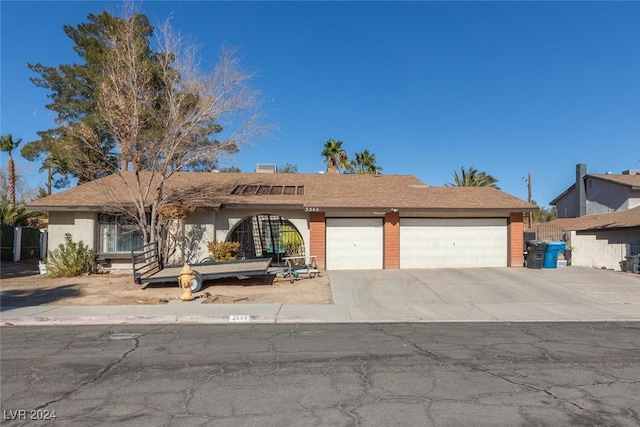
top-left (229, 315), bottom-right (251, 323)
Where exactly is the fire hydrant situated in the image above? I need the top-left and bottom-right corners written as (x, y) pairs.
top-left (178, 263), bottom-right (195, 301)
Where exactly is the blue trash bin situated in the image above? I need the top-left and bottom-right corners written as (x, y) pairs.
top-left (543, 242), bottom-right (566, 268)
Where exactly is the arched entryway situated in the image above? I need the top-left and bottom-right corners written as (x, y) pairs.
top-left (227, 214), bottom-right (305, 264)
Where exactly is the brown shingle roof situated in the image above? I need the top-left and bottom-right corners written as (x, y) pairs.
top-left (590, 173), bottom-right (640, 188)
top-left (26, 172), bottom-right (537, 212)
top-left (547, 206), bottom-right (640, 231)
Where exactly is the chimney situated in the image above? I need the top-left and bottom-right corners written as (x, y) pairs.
top-left (576, 163), bottom-right (587, 217)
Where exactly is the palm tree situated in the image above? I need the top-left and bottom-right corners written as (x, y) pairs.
top-left (0, 196), bottom-right (44, 226)
top-left (446, 166), bottom-right (500, 189)
top-left (0, 134), bottom-right (22, 204)
top-left (350, 150), bottom-right (382, 174)
top-left (321, 139), bottom-right (349, 174)
top-left (359, 150), bottom-right (381, 174)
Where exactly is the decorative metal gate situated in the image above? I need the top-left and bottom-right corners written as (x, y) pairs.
top-left (524, 223), bottom-right (566, 243)
top-left (227, 214), bottom-right (305, 264)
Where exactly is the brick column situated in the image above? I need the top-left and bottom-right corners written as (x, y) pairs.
top-left (508, 212), bottom-right (524, 267)
top-left (309, 212), bottom-right (326, 270)
top-left (384, 211), bottom-right (400, 269)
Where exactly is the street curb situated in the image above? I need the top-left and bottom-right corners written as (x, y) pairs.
top-left (3, 315), bottom-right (640, 326)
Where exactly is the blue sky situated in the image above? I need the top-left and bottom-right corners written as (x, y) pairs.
top-left (2, 1), bottom-right (639, 208)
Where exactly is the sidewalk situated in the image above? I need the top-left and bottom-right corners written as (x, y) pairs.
top-left (2, 267), bottom-right (640, 325)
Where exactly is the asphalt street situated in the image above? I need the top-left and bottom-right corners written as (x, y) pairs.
top-left (1, 322), bottom-right (639, 426)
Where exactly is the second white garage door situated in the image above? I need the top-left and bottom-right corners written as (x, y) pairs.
top-left (326, 218), bottom-right (384, 270)
top-left (400, 218), bottom-right (507, 268)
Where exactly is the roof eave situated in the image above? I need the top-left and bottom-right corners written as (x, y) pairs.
top-left (550, 184), bottom-right (576, 206)
top-left (576, 224), bottom-right (640, 232)
top-left (317, 206), bottom-right (538, 214)
top-left (220, 203), bottom-right (305, 210)
top-left (25, 206), bottom-right (104, 212)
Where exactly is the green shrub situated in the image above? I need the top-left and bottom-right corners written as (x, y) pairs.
top-left (207, 241), bottom-right (240, 261)
top-left (46, 233), bottom-right (97, 278)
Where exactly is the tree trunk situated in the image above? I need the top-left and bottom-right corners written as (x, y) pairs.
top-left (8, 157), bottom-right (16, 204)
top-left (327, 164), bottom-right (340, 175)
top-left (47, 167), bottom-right (52, 195)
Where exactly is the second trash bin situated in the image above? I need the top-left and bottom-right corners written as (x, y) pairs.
top-left (543, 242), bottom-right (566, 268)
top-left (625, 254), bottom-right (640, 274)
top-left (526, 241), bottom-right (547, 269)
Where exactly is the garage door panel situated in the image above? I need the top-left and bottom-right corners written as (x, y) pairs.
top-left (326, 218), bottom-right (383, 270)
top-left (400, 218), bottom-right (507, 268)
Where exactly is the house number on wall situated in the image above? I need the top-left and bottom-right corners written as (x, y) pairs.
top-left (305, 207), bottom-right (320, 212)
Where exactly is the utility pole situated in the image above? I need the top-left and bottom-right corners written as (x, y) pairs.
top-left (527, 173), bottom-right (533, 227)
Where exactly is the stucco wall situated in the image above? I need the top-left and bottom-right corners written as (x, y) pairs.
top-left (556, 189), bottom-right (578, 218)
top-left (214, 209), bottom-right (311, 259)
top-left (586, 178), bottom-right (629, 214)
top-left (568, 229), bottom-right (640, 271)
top-left (171, 211), bottom-right (217, 264)
top-left (48, 209), bottom-right (312, 271)
top-left (130, 209), bottom-right (310, 265)
top-left (47, 211), bottom-right (97, 256)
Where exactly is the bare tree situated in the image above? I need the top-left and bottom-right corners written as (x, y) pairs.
top-left (65, 4), bottom-right (264, 262)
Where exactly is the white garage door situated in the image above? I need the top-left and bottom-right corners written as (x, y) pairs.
top-left (326, 218), bottom-right (384, 270)
top-left (400, 218), bottom-right (507, 268)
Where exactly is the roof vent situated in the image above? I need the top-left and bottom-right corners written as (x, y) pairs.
top-left (255, 164), bottom-right (277, 174)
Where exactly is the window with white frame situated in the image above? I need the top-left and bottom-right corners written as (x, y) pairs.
top-left (98, 214), bottom-right (144, 254)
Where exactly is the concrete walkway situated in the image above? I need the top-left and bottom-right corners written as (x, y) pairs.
top-left (2, 266), bottom-right (639, 325)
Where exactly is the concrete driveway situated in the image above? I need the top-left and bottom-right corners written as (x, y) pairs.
top-left (328, 267), bottom-right (640, 322)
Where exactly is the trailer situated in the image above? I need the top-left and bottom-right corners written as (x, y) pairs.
top-left (132, 243), bottom-right (273, 292)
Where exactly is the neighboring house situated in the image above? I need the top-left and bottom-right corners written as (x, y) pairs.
top-left (551, 163), bottom-right (640, 218)
top-left (26, 172), bottom-right (537, 272)
top-left (547, 164), bottom-right (640, 271)
top-left (548, 207), bottom-right (640, 271)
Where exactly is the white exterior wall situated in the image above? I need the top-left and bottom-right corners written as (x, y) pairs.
top-left (214, 209), bottom-right (310, 258)
top-left (47, 211), bottom-right (97, 256)
top-left (163, 209), bottom-right (309, 265)
top-left (568, 230), bottom-right (638, 271)
top-left (99, 259), bottom-right (138, 273)
top-left (47, 211), bottom-right (140, 273)
top-left (142, 209), bottom-right (310, 264)
top-left (172, 211), bottom-right (217, 264)
top-left (47, 209), bottom-right (310, 271)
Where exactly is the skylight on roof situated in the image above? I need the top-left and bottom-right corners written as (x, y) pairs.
top-left (231, 184), bottom-right (304, 196)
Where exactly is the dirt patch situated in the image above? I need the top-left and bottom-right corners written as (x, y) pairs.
top-left (0, 259), bottom-right (333, 306)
